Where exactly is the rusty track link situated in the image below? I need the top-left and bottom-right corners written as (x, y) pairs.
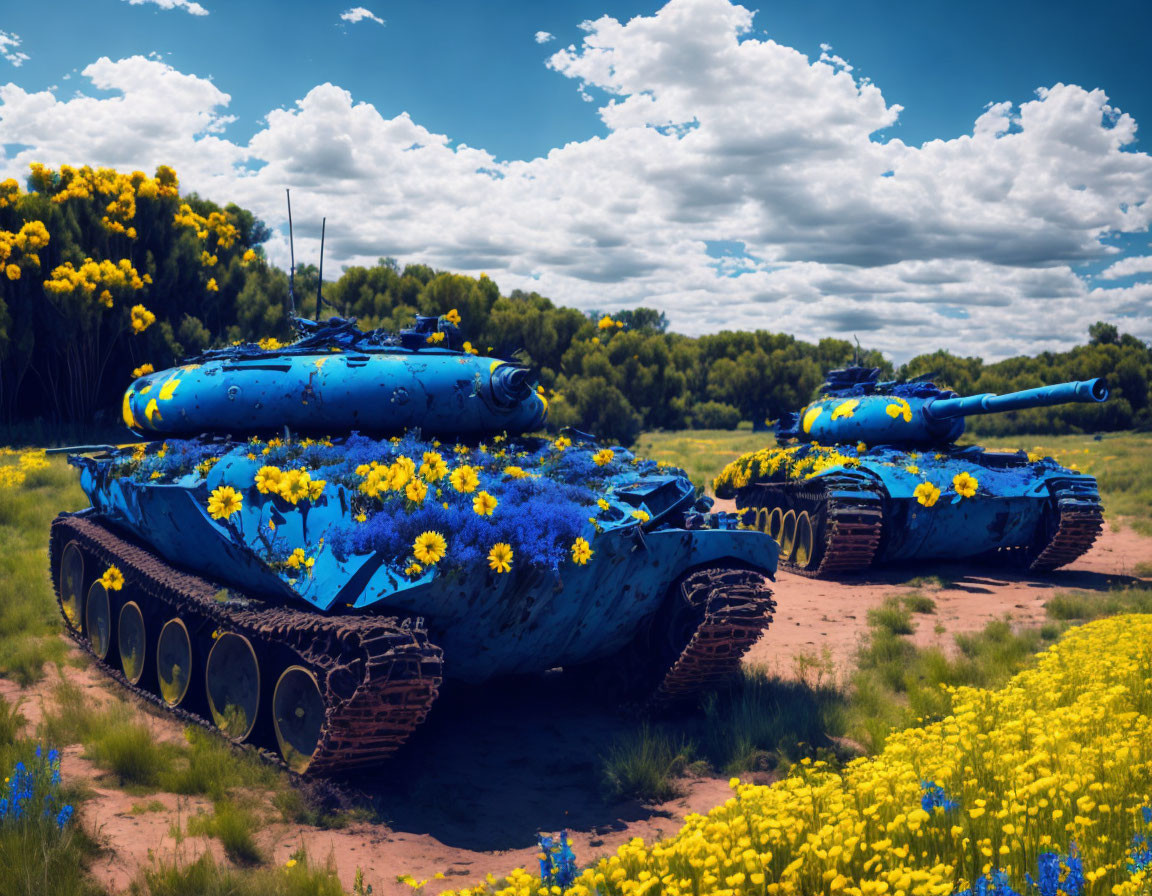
top-left (737, 475), bottom-right (884, 577)
top-left (49, 514), bottom-right (442, 776)
top-left (646, 567), bottom-right (775, 708)
top-left (1029, 481), bottom-right (1104, 572)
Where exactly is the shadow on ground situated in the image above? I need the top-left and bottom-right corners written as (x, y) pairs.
top-left (348, 673), bottom-right (667, 852)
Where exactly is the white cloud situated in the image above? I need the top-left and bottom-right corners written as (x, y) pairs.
top-left (123, 0), bottom-right (209, 16)
top-left (1, 0), bottom-right (1150, 362)
top-left (0, 31), bottom-right (29, 67)
top-left (1099, 254), bottom-right (1152, 279)
top-left (340, 7), bottom-right (385, 26)
top-left (535, 31), bottom-right (554, 44)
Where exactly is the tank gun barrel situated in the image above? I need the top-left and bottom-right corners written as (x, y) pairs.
top-left (924, 378), bottom-right (1108, 421)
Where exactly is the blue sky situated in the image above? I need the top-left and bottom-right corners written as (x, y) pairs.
top-left (1, 0), bottom-right (1150, 360)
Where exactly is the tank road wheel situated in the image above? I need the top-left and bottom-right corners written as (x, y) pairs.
top-left (767, 506), bottom-right (784, 543)
top-left (206, 633), bottom-right (260, 740)
top-left (273, 666), bottom-right (326, 773)
top-left (779, 509), bottom-right (798, 561)
top-left (84, 581), bottom-right (113, 661)
top-left (118, 602), bottom-right (147, 685)
top-left (793, 511), bottom-right (816, 570)
top-left (157, 618), bottom-right (193, 706)
top-left (59, 541), bottom-right (85, 631)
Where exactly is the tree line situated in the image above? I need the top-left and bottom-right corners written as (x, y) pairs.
top-left (1, 165), bottom-right (1148, 444)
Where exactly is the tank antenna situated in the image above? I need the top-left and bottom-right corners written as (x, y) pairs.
top-left (286, 188), bottom-right (297, 317)
top-left (316, 217), bottom-right (326, 321)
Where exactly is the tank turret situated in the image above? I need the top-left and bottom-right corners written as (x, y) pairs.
top-left (779, 367), bottom-right (1108, 448)
top-left (717, 366), bottom-right (1109, 579)
top-left (52, 313), bottom-right (779, 776)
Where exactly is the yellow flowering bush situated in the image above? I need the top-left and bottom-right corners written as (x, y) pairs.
top-left (445, 615), bottom-right (1152, 896)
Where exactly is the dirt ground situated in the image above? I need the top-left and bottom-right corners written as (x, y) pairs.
top-left (7, 521), bottom-right (1152, 894)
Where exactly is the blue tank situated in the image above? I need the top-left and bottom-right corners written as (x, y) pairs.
top-left (51, 314), bottom-right (777, 776)
top-left (715, 366), bottom-right (1108, 578)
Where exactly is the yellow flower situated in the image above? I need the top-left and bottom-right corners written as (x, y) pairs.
top-left (554, 436), bottom-right (571, 451)
top-left (450, 465), bottom-right (480, 493)
top-left (571, 537), bottom-right (593, 565)
top-left (206, 277), bottom-right (218, 292)
top-left (129, 304), bottom-right (156, 333)
top-left (487, 542), bottom-right (513, 573)
top-left (426, 331), bottom-right (445, 344)
top-left (99, 565), bottom-right (125, 591)
top-left (131, 363), bottom-right (154, 378)
top-left (420, 452), bottom-right (448, 482)
top-left (632, 509), bottom-right (650, 523)
top-left (279, 469), bottom-right (312, 503)
top-left (405, 561), bottom-right (423, 576)
top-left (207, 485), bottom-right (242, 520)
top-left (285, 548), bottom-right (306, 570)
top-left (857, 442), bottom-right (867, 453)
top-left (255, 466), bottom-right (283, 494)
top-left (473, 490), bottom-right (498, 516)
top-left (444, 308), bottom-right (461, 325)
top-left (593, 448), bottom-right (615, 466)
top-left (413, 531), bottom-right (447, 565)
top-left (503, 465), bottom-right (528, 479)
top-left (307, 478), bottom-right (326, 500)
top-left (913, 482), bottom-right (941, 507)
top-left (5, 263), bottom-right (20, 281)
top-left (406, 478), bottom-right (428, 503)
top-left (905, 465), bottom-right (920, 475)
top-left (285, 858), bottom-right (297, 868)
top-left (598, 315), bottom-right (616, 330)
top-left (597, 498), bottom-right (610, 511)
top-left (258, 336), bottom-right (282, 350)
top-left (355, 512), bottom-right (367, 523)
top-left (463, 341), bottom-right (479, 355)
top-left (953, 471), bottom-right (979, 498)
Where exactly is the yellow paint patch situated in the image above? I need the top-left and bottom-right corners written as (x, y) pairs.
top-left (802, 405), bottom-right (823, 434)
top-left (138, 384), bottom-right (152, 395)
top-left (831, 398), bottom-right (859, 420)
top-left (314, 357), bottom-right (330, 369)
top-left (122, 391), bottom-right (138, 429)
top-left (489, 359), bottom-right (504, 373)
top-left (158, 378), bottom-right (180, 401)
top-left (145, 398), bottom-right (161, 424)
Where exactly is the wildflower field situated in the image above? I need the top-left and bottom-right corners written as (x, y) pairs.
top-left (448, 614), bottom-right (1152, 896)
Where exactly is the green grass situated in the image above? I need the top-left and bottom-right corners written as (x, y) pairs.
top-left (601, 723), bottom-right (694, 803)
top-left (131, 849), bottom-right (348, 896)
top-left (0, 454), bottom-right (86, 684)
top-left (186, 800), bottom-right (265, 866)
top-left (845, 583), bottom-right (1152, 751)
top-left (633, 430), bottom-right (776, 493)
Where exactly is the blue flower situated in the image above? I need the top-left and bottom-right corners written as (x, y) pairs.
top-left (1027, 846), bottom-right (1083, 896)
top-left (538, 830), bottom-right (577, 889)
top-left (920, 781), bottom-right (959, 813)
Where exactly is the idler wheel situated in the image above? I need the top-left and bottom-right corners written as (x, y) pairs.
top-left (84, 581), bottom-right (112, 661)
top-left (205, 633), bottom-right (260, 740)
top-left (118, 602), bottom-right (147, 685)
top-left (767, 507), bottom-right (784, 542)
top-left (272, 666), bottom-right (326, 773)
top-left (793, 511), bottom-right (816, 569)
top-left (59, 541), bottom-right (85, 631)
top-left (157, 618), bottom-right (193, 706)
top-left (779, 509), bottom-right (798, 561)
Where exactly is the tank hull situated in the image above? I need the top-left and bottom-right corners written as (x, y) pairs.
top-left (727, 444), bottom-right (1102, 575)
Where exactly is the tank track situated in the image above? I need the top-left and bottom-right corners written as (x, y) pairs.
top-left (647, 567), bottom-right (776, 708)
top-left (736, 474), bottom-right (884, 577)
top-left (49, 514), bottom-right (443, 777)
top-left (1028, 480), bottom-right (1104, 572)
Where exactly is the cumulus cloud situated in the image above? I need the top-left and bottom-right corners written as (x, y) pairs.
top-left (122, 0), bottom-right (209, 16)
top-left (1099, 254), bottom-right (1152, 279)
top-left (2, 0), bottom-right (1150, 361)
top-left (340, 7), bottom-right (385, 26)
top-left (535, 31), bottom-right (554, 44)
top-left (0, 31), bottom-right (29, 67)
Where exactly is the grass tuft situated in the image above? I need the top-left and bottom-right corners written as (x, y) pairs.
top-left (131, 849), bottom-right (346, 896)
top-left (186, 801), bottom-right (265, 866)
top-left (602, 723), bottom-right (693, 803)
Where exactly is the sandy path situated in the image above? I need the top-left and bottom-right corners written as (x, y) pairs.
top-left (7, 523), bottom-right (1150, 894)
